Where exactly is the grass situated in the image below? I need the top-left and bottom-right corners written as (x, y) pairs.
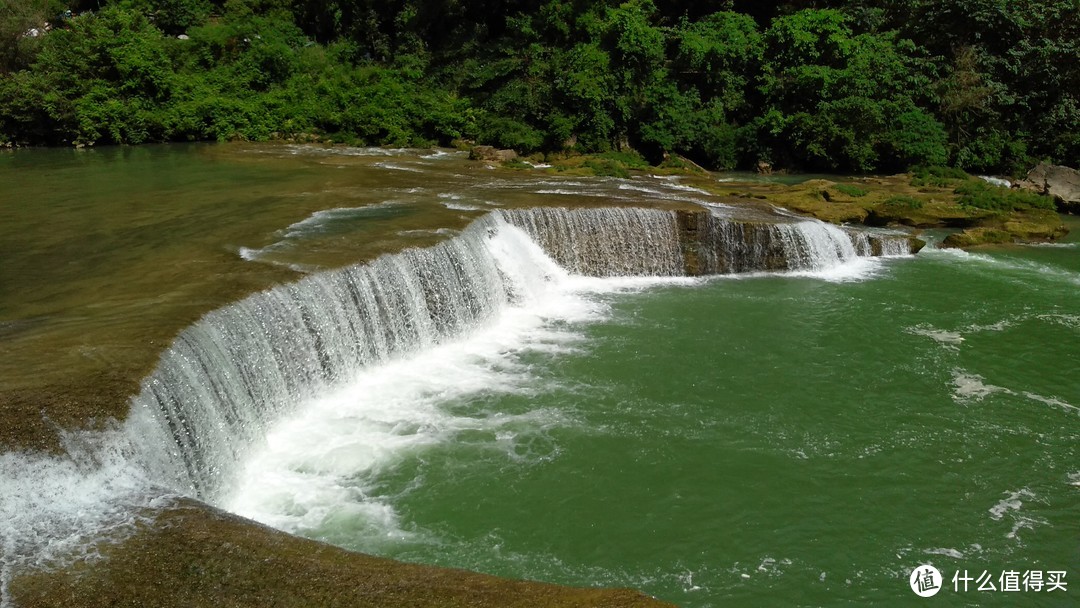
top-left (954, 179), bottom-right (1056, 212)
top-left (834, 183), bottom-right (869, 197)
top-left (910, 165), bottom-right (969, 188)
top-left (883, 195), bottom-right (924, 209)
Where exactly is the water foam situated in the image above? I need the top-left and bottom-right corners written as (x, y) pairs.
top-left (282, 203), bottom-right (406, 237)
top-left (1, 204), bottom-right (915, 601)
top-left (925, 248), bottom-right (1080, 287)
top-left (373, 161), bottom-right (424, 172)
top-left (0, 425), bottom-right (167, 608)
top-left (223, 223), bottom-right (695, 544)
top-left (988, 489), bottom-right (1045, 541)
top-left (223, 276), bottom-right (610, 543)
top-left (924, 547), bottom-right (965, 559)
top-left (908, 326), bottom-right (966, 347)
top-left (950, 369), bottom-right (1012, 404)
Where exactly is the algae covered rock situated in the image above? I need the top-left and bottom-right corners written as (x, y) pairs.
top-left (11, 499), bottom-right (675, 608)
top-left (941, 228), bottom-right (1014, 248)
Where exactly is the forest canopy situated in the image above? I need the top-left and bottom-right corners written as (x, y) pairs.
top-left (0, 0), bottom-right (1076, 174)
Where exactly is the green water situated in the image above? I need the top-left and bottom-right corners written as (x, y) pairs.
top-left (2, 144), bottom-right (1076, 605)
top-left (316, 243), bottom-right (1080, 606)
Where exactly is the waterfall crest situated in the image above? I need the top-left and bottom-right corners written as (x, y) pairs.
top-left (132, 215), bottom-right (553, 499)
top-left (131, 206), bottom-right (917, 500)
top-left (498, 207), bottom-right (685, 276)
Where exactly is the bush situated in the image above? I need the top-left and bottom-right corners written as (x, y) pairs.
top-left (882, 109), bottom-right (949, 169)
top-left (954, 180), bottom-right (1056, 212)
top-left (583, 157), bottom-right (630, 178)
top-left (501, 157), bottom-right (532, 169)
top-left (597, 150), bottom-right (649, 169)
top-left (475, 115), bottom-right (545, 152)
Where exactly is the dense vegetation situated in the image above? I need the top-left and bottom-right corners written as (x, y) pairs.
top-left (1, 0), bottom-right (1076, 174)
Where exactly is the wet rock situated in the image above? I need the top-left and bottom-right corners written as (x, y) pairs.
top-left (469, 145), bottom-right (518, 162)
top-left (941, 228), bottom-right (1013, 248)
top-left (11, 499), bottom-right (675, 608)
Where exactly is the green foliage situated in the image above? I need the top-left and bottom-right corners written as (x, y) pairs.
top-left (0, 0), bottom-right (65, 72)
top-left (756, 9), bottom-right (943, 172)
top-left (884, 195), bottom-right (924, 209)
top-left (0, 0), bottom-right (1074, 178)
top-left (582, 157), bottom-right (630, 178)
top-left (834, 184), bottom-right (868, 197)
top-left (910, 165), bottom-right (968, 187)
top-left (954, 180), bottom-right (1056, 212)
top-left (596, 150), bottom-right (649, 169)
top-left (882, 109), bottom-right (949, 170)
top-left (672, 11), bottom-right (761, 115)
top-left (475, 115), bottom-right (545, 152)
top-left (126, 0), bottom-right (211, 35)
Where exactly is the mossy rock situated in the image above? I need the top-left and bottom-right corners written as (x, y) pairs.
top-left (1001, 209), bottom-right (1069, 241)
top-left (789, 199), bottom-right (870, 224)
top-left (941, 228), bottom-right (1014, 248)
top-left (866, 200), bottom-right (994, 228)
top-left (12, 500), bottom-right (675, 608)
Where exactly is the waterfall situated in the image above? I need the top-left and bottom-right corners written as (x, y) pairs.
top-left (131, 215), bottom-right (565, 500)
top-left (498, 207), bottom-right (685, 276)
top-left (130, 206), bottom-right (917, 501)
top-left (847, 227), bottom-right (917, 257)
top-left (691, 209), bottom-right (913, 275)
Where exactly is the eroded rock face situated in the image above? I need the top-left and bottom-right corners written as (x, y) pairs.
top-left (1019, 163), bottom-right (1080, 214)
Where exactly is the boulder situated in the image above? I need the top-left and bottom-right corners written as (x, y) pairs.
top-left (941, 228), bottom-right (1013, 248)
top-left (469, 145), bottom-right (518, 162)
top-left (1018, 163), bottom-right (1080, 214)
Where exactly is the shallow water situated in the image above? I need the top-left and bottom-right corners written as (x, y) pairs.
top-left (0, 144), bottom-right (727, 419)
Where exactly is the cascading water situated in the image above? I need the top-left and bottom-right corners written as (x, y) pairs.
top-left (130, 214), bottom-right (566, 501)
top-left (133, 206), bottom-right (916, 501)
top-left (2, 204), bottom-right (918, 607)
top-left (689, 207), bottom-right (914, 276)
top-left (498, 207), bottom-right (686, 276)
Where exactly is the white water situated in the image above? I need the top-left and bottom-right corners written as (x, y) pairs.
top-left (0, 422), bottom-right (164, 608)
top-left (500, 207), bottom-right (686, 276)
top-left (0, 205), bottom-right (912, 604)
top-left (224, 267), bottom-right (683, 546)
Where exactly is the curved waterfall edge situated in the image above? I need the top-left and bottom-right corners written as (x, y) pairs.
top-left (0, 205), bottom-right (919, 604)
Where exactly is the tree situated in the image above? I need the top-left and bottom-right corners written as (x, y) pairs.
top-left (0, 0), bottom-right (65, 73)
top-left (755, 9), bottom-right (945, 171)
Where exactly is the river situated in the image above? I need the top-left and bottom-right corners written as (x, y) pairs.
top-left (0, 143), bottom-right (1076, 607)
